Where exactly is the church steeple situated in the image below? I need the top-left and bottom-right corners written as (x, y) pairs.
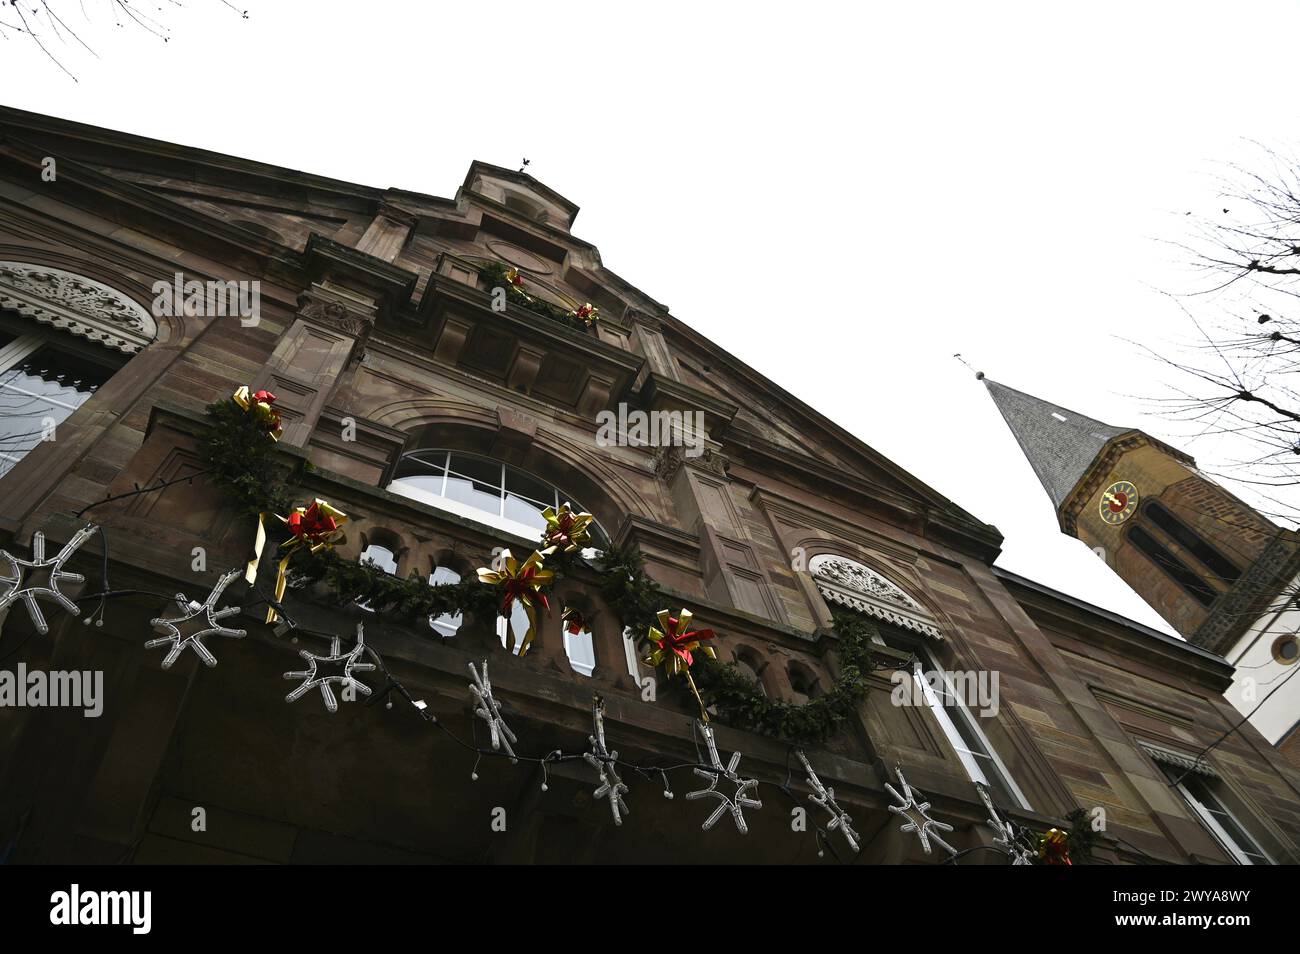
top-left (982, 378), bottom-right (1128, 509)
top-left (981, 375), bottom-right (1296, 654)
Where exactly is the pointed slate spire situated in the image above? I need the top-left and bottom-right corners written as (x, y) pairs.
top-left (983, 378), bottom-right (1129, 510)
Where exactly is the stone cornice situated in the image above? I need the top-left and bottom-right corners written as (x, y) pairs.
top-left (997, 568), bottom-right (1236, 690)
top-left (728, 428), bottom-right (1004, 562)
top-left (0, 137), bottom-right (306, 279)
top-left (303, 233), bottom-right (418, 316)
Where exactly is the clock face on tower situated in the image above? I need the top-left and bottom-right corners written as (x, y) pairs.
top-left (1099, 480), bottom-right (1139, 525)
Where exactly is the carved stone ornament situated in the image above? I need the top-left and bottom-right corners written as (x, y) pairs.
top-left (296, 292), bottom-right (376, 339)
top-left (653, 445), bottom-right (727, 483)
top-left (0, 262), bottom-right (157, 354)
top-left (809, 554), bottom-right (941, 639)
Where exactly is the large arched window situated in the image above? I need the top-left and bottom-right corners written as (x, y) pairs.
top-left (388, 449), bottom-right (610, 552)
top-left (0, 263), bottom-right (156, 480)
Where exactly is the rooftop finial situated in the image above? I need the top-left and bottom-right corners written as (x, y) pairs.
top-left (953, 353), bottom-right (983, 380)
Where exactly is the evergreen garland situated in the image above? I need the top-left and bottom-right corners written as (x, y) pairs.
top-left (477, 261), bottom-right (595, 334)
top-left (202, 397), bottom-right (294, 518)
top-left (200, 396), bottom-right (876, 742)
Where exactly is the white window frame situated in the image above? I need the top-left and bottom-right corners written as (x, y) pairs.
top-left (911, 651), bottom-right (1031, 810)
top-left (1162, 766), bottom-right (1273, 865)
top-left (427, 565), bottom-right (463, 638)
top-left (0, 313), bottom-right (123, 476)
top-left (388, 450), bottom-right (608, 556)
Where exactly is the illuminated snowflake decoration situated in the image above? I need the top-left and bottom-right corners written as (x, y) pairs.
top-left (285, 624), bottom-right (376, 712)
top-left (0, 525), bottom-right (98, 635)
top-left (686, 721), bottom-right (762, 833)
top-left (145, 568), bottom-right (246, 668)
top-left (886, 765), bottom-right (956, 856)
top-left (469, 660), bottom-right (517, 763)
top-left (584, 695), bottom-right (629, 825)
top-left (976, 781), bottom-right (1034, 865)
top-left (796, 749), bottom-right (860, 853)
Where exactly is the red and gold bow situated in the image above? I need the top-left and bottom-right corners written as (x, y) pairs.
top-left (476, 549), bottom-right (554, 655)
top-left (264, 499), bottom-right (348, 624)
top-left (561, 606), bottom-right (588, 635)
top-left (540, 503), bottom-right (594, 555)
top-left (233, 385), bottom-right (283, 441)
top-left (505, 266), bottom-right (525, 289)
top-left (645, 608), bottom-right (717, 720)
top-left (1038, 828), bottom-right (1072, 865)
top-left (571, 303), bottom-right (599, 326)
top-left (646, 608), bottom-right (716, 674)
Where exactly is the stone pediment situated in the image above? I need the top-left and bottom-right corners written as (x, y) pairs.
top-left (0, 262), bottom-right (156, 354)
top-left (809, 553), bottom-right (941, 640)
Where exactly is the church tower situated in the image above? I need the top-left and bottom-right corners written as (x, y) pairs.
top-left (982, 377), bottom-right (1298, 650)
top-left (983, 377), bottom-right (1300, 757)
top-left (982, 376), bottom-right (1300, 759)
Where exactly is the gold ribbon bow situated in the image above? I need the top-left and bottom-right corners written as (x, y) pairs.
top-left (263, 499), bottom-right (348, 624)
top-left (476, 549), bottom-right (554, 656)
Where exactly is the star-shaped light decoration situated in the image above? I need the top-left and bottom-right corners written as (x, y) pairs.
top-left (284, 623), bottom-right (376, 713)
top-left (145, 568), bottom-right (247, 669)
top-left (975, 781), bottom-right (1034, 865)
top-left (886, 764), bottom-right (956, 856)
top-left (686, 721), bottom-right (762, 833)
top-left (469, 659), bottom-right (518, 764)
top-left (645, 608), bottom-right (717, 720)
top-left (584, 695), bottom-right (629, 825)
top-left (475, 549), bottom-right (553, 655)
top-left (539, 503), bottom-right (594, 555)
top-left (796, 749), bottom-right (860, 853)
top-left (0, 524), bottom-right (98, 635)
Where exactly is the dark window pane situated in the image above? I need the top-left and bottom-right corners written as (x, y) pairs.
top-left (393, 451), bottom-right (447, 482)
top-left (0, 343), bottom-right (119, 478)
top-left (505, 466), bottom-right (555, 508)
top-left (447, 453), bottom-right (501, 489)
top-left (1145, 502), bottom-right (1240, 583)
top-left (1129, 525), bottom-right (1217, 607)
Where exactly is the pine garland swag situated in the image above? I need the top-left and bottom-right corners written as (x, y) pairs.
top-left (200, 397), bottom-right (876, 742)
top-left (477, 261), bottom-right (595, 334)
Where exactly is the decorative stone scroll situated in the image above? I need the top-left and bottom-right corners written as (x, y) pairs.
top-left (809, 554), bottom-right (941, 640)
top-left (0, 262), bottom-right (156, 354)
top-left (1137, 740), bottom-right (1218, 779)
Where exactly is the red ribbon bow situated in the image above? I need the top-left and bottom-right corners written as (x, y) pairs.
top-left (287, 502), bottom-right (340, 544)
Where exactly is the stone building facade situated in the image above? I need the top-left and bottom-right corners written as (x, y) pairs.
top-left (0, 106), bottom-right (1297, 864)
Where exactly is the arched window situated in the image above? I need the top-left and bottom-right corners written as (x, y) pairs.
top-left (428, 565), bottom-right (464, 638)
top-left (787, 661), bottom-right (821, 704)
top-left (562, 617), bottom-right (595, 678)
top-left (359, 543), bottom-right (398, 575)
top-left (1128, 525), bottom-right (1218, 608)
top-left (733, 647), bottom-right (767, 697)
top-left (388, 450), bottom-right (610, 553)
top-left (357, 542), bottom-right (398, 613)
top-left (1144, 501), bottom-right (1240, 584)
top-left (0, 263), bottom-right (156, 480)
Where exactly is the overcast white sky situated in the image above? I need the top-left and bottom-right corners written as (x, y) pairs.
top-left (5, 1), bottom-right (1299, 634)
